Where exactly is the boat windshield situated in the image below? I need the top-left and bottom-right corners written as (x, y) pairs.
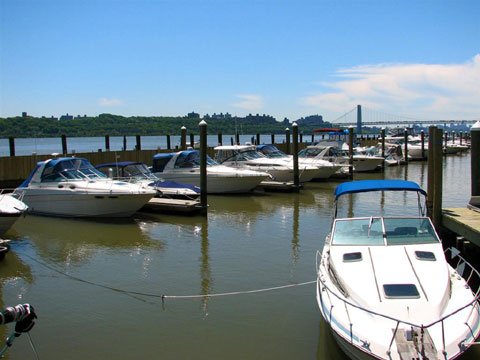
top-left (174, 151), bottom-right (218, 168)
top-left (216, 149), bottom-right (265, 163)
top-left (41, 158), bottom-right (107, 182)
top-left (123, 163), bottom-right (157, 180)
top-left (258, 145), bottom-right (287, 158)
top-left (331, 217), bottom-right (439, 246)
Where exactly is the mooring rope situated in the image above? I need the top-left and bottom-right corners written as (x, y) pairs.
top-left (22, 253), bottom-right (315, 301)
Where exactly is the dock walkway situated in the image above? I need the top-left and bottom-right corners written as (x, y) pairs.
top-left (442, 207), bottom-right (480, 247)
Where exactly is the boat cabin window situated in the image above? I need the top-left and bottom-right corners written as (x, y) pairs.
top-left (216, 148), bottom-right (263, 163)
top-left (174, 151), bottom-right (218, 169)
top-left (258, 145), bottom-right (286, 158)
top-left (383, 284), bottom-right (420, 299)
top-left (331, 217), bottom-right (440, 246)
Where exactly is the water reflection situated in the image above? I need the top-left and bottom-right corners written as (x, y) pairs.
top-left (11, 215), bottom-right (163, 265)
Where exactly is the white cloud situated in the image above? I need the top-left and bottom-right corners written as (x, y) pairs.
top-left (232, 94), bottom-right (264, 111)
top-left (301, 55), bottom-right (480, 120)
top-left (98, 98), bottom-right (123, 107)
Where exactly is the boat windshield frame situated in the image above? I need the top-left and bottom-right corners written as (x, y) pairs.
top-left (40, 158), bottom-right (107, 182)
top-left (174, 151), bottom-right (218, 168)
top-left (331, 216), bottom-right (441, 246)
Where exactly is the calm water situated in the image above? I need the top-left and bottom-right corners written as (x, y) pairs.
top-left (1, 153), bottom-right (478, 360)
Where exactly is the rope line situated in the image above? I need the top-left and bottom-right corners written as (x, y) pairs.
top-left (22, 253), bottom-right (315, 300)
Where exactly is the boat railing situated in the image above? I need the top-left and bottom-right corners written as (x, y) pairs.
top-left (317, 247), bottom-right (480, 354)
top-left (0, 188), bottom-right (25, 202)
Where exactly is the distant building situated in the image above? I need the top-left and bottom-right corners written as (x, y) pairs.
top-left (59, 113), bottom-right (74, 121)
top-left (187, 111), bottom-right (200, 118)
top-left (22, 112), bottom-right (27, 117)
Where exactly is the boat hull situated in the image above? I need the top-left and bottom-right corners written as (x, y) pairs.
top-left (22, 191), bottom-right (154, 217)
top-left (0, 214), bottom-right (22, 236)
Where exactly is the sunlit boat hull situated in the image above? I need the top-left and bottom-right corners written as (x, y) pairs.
top-left (0, 193), bottom-right (28, 236)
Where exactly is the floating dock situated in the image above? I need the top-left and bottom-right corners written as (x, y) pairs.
top-left (257, 181), bottom-right (302, 192)
top-left (142, 197), bottom-right (202, 215)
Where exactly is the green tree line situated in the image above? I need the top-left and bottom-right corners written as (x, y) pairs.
top-left (0, 114), bottom-right (331, 138)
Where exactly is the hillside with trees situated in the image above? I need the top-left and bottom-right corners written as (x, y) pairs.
top-left (0, 113), bottom-right (331, 138)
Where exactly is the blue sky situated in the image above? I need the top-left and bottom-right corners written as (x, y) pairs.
top-left (1, 0), bottom-right (479, 123)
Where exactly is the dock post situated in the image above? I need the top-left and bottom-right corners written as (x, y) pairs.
top-left (292, 123), bottom-right (300, 190)
top-left (348, 126), bottom-right (354, 179)
top-left (235, 132), bottom-right (240, 145)
top-left (136, 135), bottom-right (141, 150)
top-left (123, 135), bottom-right (127, 151)
top-left (256, 133), bottom-right (260, 145)
top-left (469, 121), bottom-right (480, 208)
top-left (199, 120), bottom-right (208, 216)
top-left (190, 133), bottom-right (195, 148)
top-left (311, 134), bottom-right (314, 143)
top-left (444, 131), bottom-right (448, 152)
top-left (459, 131), bottom-right (463, 146)
top-left (285, 128), bottom-right (291, 154)
top-left (166, 134), bottom-right (171, 149)
top-left (381, 128), bottom-right (385, 158)
top-left (217, 132), bottom-right (222, 146)
top-left (432, 127), bottom-right (443, 228)
top-left (404, 128), bottom-right (408, 164)
top-left (181, 126), bottom-right (187, 150)
top-left (421, 130), bottom-right (425, 159)
top-left (105, 135), bottom-right (110, 151)
top-left (8, 137), bottom-right (15, 157)
top-left (61, 134), bottom-right (68, 155)
top-left (271, 134), bottom-right (275, 144)
top-left (427, 126), bottom-right (436, 218)
top-left (299, 132), bottom-right (303, 143)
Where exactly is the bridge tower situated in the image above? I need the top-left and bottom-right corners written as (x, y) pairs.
top-left (356, 104), bottom-right (362, 134)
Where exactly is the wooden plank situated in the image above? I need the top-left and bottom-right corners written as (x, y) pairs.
top-left (442, 208), bottom-right (480, 247)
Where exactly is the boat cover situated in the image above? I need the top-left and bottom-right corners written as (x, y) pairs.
top-left (334, 179), bottom-right (427, 199)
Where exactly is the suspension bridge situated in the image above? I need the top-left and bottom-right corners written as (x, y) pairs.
top-left (330, 105), bottom-right (478, 132)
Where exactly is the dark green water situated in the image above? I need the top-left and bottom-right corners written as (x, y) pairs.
top-left (1, 153), bottom-right (478, 359)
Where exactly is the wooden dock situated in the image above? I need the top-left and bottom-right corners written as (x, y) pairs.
top-left (141, 197), bottom-right (202, 215)
top-left (442, 207), bottom-right (480, 247)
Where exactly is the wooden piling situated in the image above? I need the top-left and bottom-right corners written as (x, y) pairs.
top-left (427, 126), bottom-right (436, 217)
top-left (190, 133), bottom-right (195, 148)
top-left (292, 123), bottom-right (299, 190)
top-left (181, 126), bottom-right (187, 150)
top-left (470, 121), bottom-right (480, 208)
top-left (256, 133), bottom-right (260, 145)
top-left (123, 135), bottom-right (127, 151)
top-left (285, 128), bottom-right (291, 154)
top-left (403, 128), bottom-right (408, 164)
top-left (166, 134), bottom-right (171, 149)
top-left (381, 128), bottom-right (385, 158)
top-left (61, 134), bottom-right (68, 154)
top-left (235, 132), bottom-right (240, 145)
top-left (199, 120), bottom-right (208, 215)
top-left (348, 127), bottom-right (354, 179)
top-left (136, 135), bottom-right (141, 150)
top-left (105, 135), bottom-right (110, 151)
top-left (271, 134), bottom-right (275, 144)
top-left (8, 137), bottom-right (15, 157)
top-left (217, 132), bottom-right (222, 146)
top-left (420, 130), bottom-right (425, 159)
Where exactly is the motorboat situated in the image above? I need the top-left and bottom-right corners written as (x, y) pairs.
top-left (316, 179), bottom-right (480, 360)
top-left (15, 157), bottom-right (156, 217)
top-left (0, 189), bottom-right (28, 236)
top-left (151, 150), bottom-right (270, 194)
top-left (95, 161), bottom-right (200, 199)
top-left (214, 144), bottom-right (322, 182)
top-left (299, 142), bottom-right (384, 172)
top-left (255, 144), bottom-right (340, 180)
top-left (385, 135), bottom-right (428, 160)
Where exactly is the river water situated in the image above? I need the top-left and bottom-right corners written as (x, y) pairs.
top-left (1, 152), bottom-right (478, 360)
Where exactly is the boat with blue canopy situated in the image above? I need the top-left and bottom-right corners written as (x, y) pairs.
top-left (316, 179), bottom-right (480, 360)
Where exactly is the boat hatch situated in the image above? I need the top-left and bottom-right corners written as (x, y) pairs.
top-left (383, 284), bottom-right (420, 299)
top-left (343, 252), bottom-right (362, 262)
top-left (415, 251), bottom-right (436, 261)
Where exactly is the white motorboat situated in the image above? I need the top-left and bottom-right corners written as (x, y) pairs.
top-left (299, 143), bottom-right (384, 172)
top-left (256, 144), bottom-right (340, 180)
top-left (151, 150), bottom-right (270, 194)
top-left (95, 161), bottom-right (200, 199)
top-left (15, 157), bottom-right (156, 217)
top-left (0, 189), bottom-right (28, 236)
top-left (316, 179), bottom-right (480, 360)
top-left (214, 144), bottom-right (322, 182)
